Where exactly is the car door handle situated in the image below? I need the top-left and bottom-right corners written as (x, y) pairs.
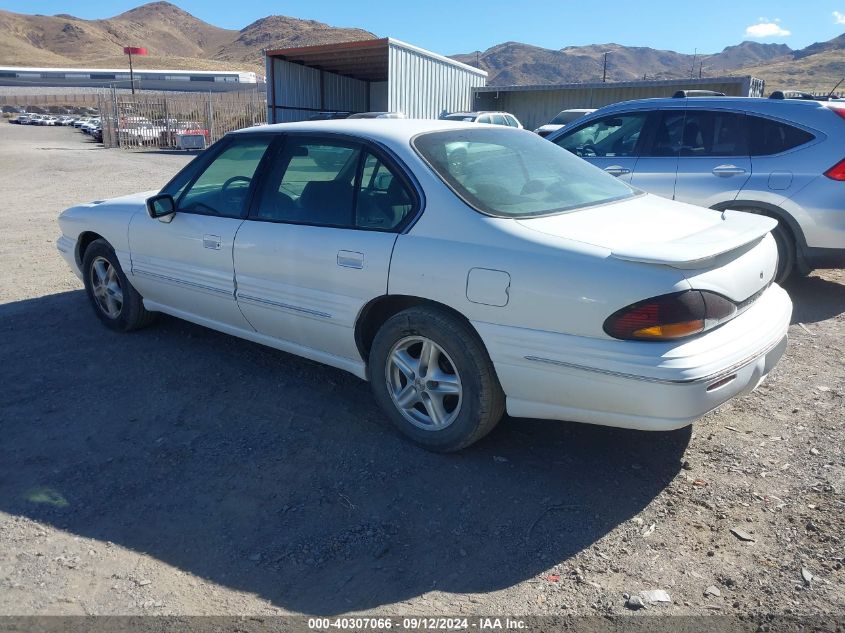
top-left (337, 250), bottom-right (363, 269)
top-left (203, 234), bottom-right (222, 250)
top-left (712, 164), bottom-right (747, 177)
top-left (605, 165), bottom-right (632, 176)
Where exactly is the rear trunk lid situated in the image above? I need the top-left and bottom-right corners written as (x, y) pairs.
top-left (517, 193), bottom-right (778, 301)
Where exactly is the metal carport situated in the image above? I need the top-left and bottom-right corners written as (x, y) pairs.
top-left (265, 38), bottom-right (487, 122)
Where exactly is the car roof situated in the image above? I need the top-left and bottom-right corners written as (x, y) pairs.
top-left (591, 96), bottom-right (835, 114)
top-left (233, 118), bottom-right (497, 145)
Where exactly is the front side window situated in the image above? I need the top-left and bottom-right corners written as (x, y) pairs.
top-left (255, 138), bottom-right (415, 230)
top-left (490, 114), bottom-right (507, 126)
top-left (177, 136), bottom-right (272, 218)
top-left (555, 113), bottom-right (648, 158)
top-left (413, 128), bottom-right (637, 218)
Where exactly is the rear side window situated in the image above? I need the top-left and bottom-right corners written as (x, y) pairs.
top-left (254, 138), bottom-right (414, 231)
top-left (748, 116), bottom-right (815, 155)
top-left (678, 111), bottom-right (747, 157)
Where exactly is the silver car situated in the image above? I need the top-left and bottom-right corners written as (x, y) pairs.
top-left (441, 111), bottom-right (523, 128)
top-left (548, 96), bottom-right (845, 281)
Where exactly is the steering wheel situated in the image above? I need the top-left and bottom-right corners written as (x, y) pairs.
top-left (578, 142), bottom-right (598, 157)
top-left (221, 175), bottom-right (251, 195)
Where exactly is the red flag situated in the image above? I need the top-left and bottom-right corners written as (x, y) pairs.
top-left (123, 47), bottom-right (148, 55)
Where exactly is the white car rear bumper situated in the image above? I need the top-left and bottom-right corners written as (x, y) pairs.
top-left (474, 284), bottom-right (792, 431)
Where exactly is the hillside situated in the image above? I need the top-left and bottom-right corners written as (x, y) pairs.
top-left (451, 41), bottom-right (794, 85)
top-left (452, 37), bottom-right (843, 92)
top-left (0, 1), bottom-right (375, 75)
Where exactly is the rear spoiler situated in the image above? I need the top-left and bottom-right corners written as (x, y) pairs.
top-left (610, 210), bottom-right (778, 269)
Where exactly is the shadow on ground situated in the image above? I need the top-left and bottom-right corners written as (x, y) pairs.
top-left (0, 290), bottom-right (691, 614)
top-left (785, 273), bottom-right (845, 325)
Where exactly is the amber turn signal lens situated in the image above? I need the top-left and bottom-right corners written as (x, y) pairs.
top-left (633, 320), bottom-right (705, 339)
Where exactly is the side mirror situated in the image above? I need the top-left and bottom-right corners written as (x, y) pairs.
top-left (146, 193), bottom-right (176, 221)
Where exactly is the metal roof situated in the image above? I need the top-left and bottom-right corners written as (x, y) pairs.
top-left (265, 38), bottom-right (486, 83)
top-left (473, 75), bottom-right (757, 93)
top-left (0, 66), bottom-right (257, 77)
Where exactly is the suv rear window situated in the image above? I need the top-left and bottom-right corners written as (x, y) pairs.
top-left (748, 116), bottom-right (814, 155)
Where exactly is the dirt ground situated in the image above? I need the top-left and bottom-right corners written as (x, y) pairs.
top-left (0, 124), bottom-right (842, 618)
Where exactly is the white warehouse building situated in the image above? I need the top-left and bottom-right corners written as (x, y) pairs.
top-left (265, 38), bottom-right (488, 122)
top-left (0, 66), bottom-right (262, 92)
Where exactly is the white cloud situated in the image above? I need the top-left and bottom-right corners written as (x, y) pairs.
top-left (745, 21), bottom-right (791, 38)
top-left (834, 11), bottom-right (845, 25)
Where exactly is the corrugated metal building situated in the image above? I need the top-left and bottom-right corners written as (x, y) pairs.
top-left (265, 38), bottom-right (487, 122)
top-left (474, 76), bottom-right (765, 130)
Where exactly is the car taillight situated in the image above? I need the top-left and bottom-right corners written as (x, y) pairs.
top-left (824, 157), bottom-right (845, 181)
top-left (604, 290), bottom-right (737, 341)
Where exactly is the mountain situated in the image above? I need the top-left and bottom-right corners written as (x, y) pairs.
top-left (452, 41), bottom-right (793, 85)
top-left (0, 1), bottom-right (375, 74)
top-left (215, 15), bottom-right (374, 67)
top-left (793, 33), bottom-right (845, 60)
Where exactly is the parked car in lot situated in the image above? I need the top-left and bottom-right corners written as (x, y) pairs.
top-left (441, 111), bottom-right (523, 128)
top-left (348, 111), bottom-right (407, 119)
top-left (534, 108), bottom-right (595, 137)
top-left (548, 96), bottom-right (845, 281)
top-left (80, 119), bottom-right (101, 134)
top-left (57, 120), bottom-right (790, 451)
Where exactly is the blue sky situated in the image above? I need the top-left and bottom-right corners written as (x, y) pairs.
top-left (3, 0), bottom-right (845, 55)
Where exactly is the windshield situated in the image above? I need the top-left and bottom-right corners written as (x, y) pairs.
top-left (550, 110), bottom-right (587, 125)
top-left (443, 114), bottom-right (476, 122)
top-left (412, 128), bottom-right (637, 218)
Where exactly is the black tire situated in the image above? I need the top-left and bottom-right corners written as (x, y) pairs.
top-left (81, 239), bottom-right (156, 332)
top-left (733, 208), bottom-right (796, 284)
top-left (369, 305), bottom-right (505, 452)
top-left (770, 222), bottom-right (797, 284)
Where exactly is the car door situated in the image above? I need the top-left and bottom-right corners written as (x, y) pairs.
top-left (671, 109), bottom-right (752, 207)
top-left (128, 134), bottom-right (274, 329)
top-left (551, 111), bottom-right (649, 183)
top-left (234, 135), bottom-right (419, 362)
top-left (627, 109), bottom-right (684, 198)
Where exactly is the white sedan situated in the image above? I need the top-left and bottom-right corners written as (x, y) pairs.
top-left (57, 120), bottom-right (791, 451)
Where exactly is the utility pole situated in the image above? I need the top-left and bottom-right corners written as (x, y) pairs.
top-left (690, 48), bottom-right (697, 78)
top-left (699, 62), bottom-right (703, 78)
top-left (603, 52), bottom-right (609, 83)
top-left (123, 47), bottom-right (148, 95)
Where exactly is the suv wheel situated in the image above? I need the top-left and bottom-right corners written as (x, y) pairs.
top-left (734, 208), bottom-right (796, 284)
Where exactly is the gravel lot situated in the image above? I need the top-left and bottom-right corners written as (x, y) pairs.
top-left (0, 124), bottom-right (843, 618)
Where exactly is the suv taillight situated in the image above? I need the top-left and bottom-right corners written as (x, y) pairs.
top-left (824, 157), bottom-right (845, 181)
top-left (604, 290), bottom-right (737, 341)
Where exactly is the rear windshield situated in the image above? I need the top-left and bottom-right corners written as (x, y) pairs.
top-left (412, 128), bottom-right (637, 218)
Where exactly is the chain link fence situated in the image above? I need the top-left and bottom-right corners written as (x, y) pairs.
top-left (97, 88), bottom-right (266, 150)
